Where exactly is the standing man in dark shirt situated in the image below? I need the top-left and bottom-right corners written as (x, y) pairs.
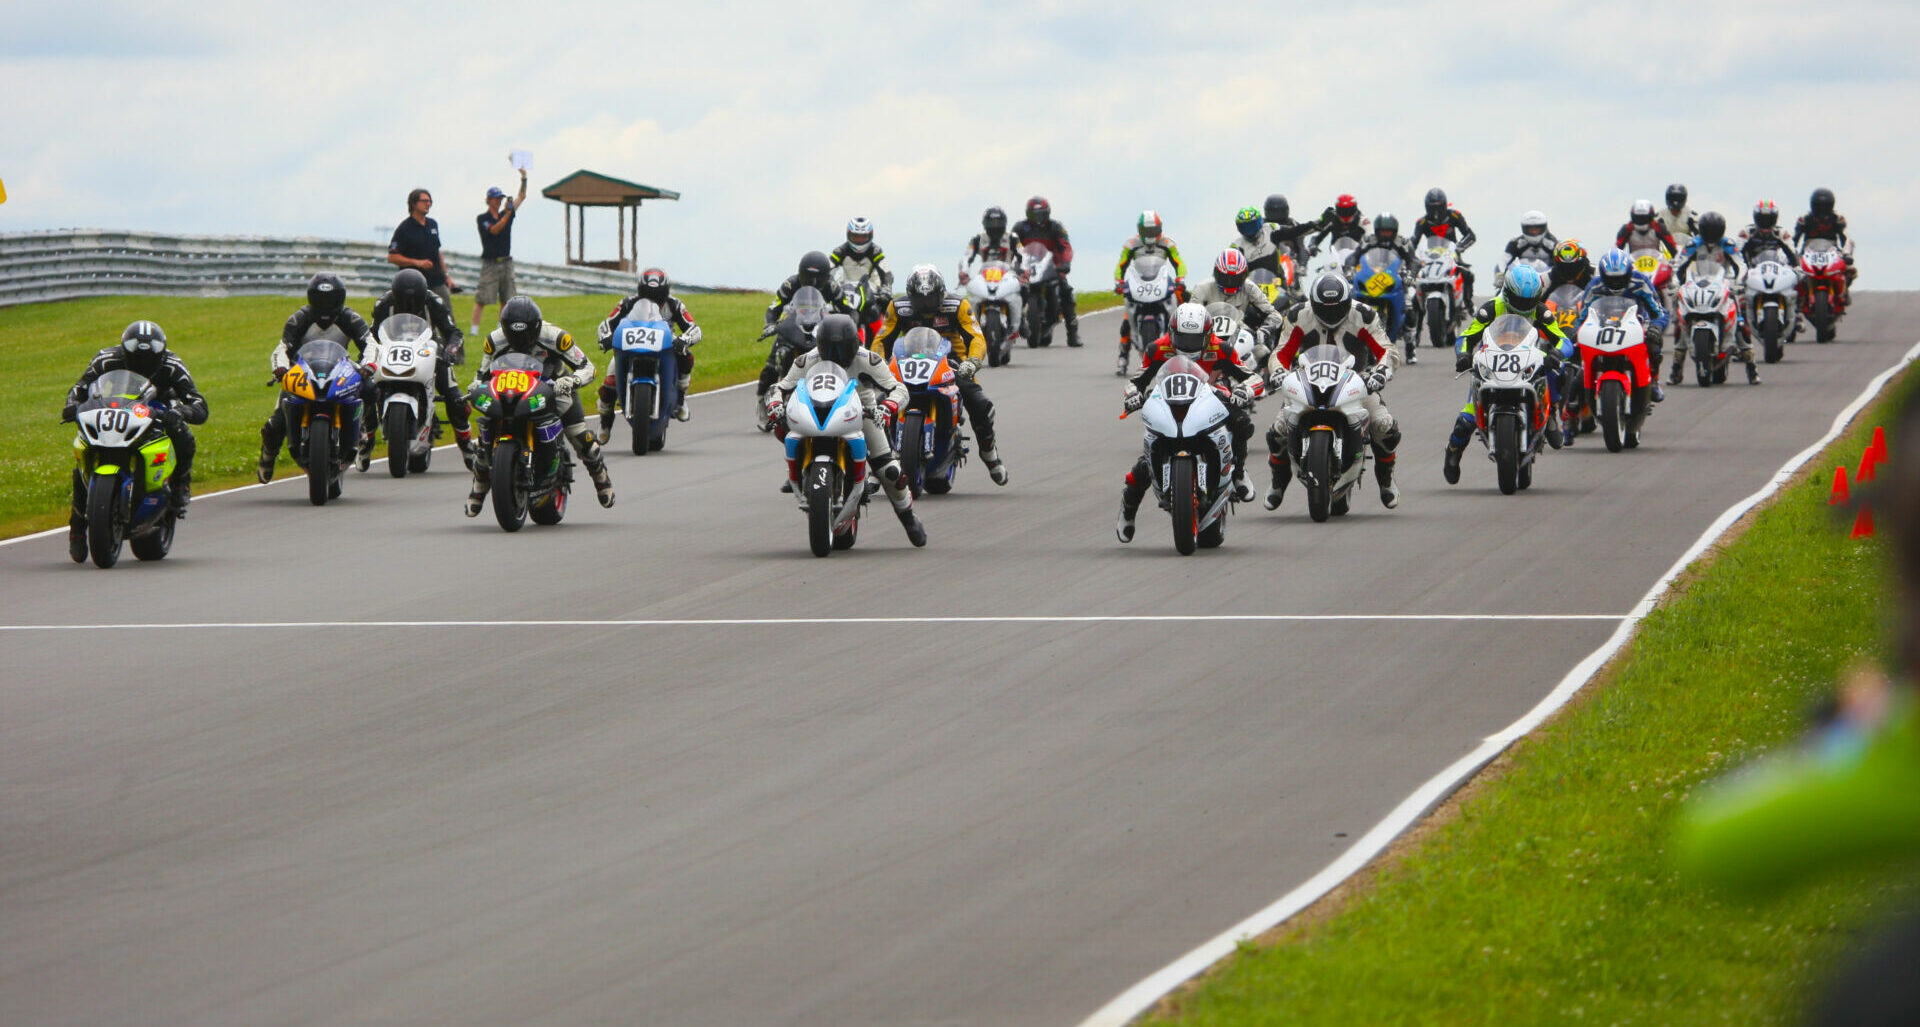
top-left (388, 188), bottom-right (456, 308)
top-left (472, 169), bottom-right (527, 336)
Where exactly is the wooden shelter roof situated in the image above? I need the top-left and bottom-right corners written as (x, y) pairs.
top-left (540, 170), bottom-right (681, 207)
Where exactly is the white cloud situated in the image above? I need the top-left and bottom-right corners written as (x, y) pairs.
top-left (4, 0), bottom-right (1918, 296)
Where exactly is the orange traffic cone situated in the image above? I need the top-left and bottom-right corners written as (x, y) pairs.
top-left (1852, 505), bottom-right (1876, 539)
top-left (1859, 448), bottom-right (1880, 484)
top-left (1830, 465), bottom-right (1852, 506)
top-left (1870, 425), bottom-right (1889, 462)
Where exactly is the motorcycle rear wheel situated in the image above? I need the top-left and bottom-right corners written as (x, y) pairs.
top-left (307, 414), bottom-right (332, 506)
top-left (1305, 432), bottom-right (1333, 523)
top-left (1428, 297), bottom-right (1451, 348)
top-left (86, 473), bottom-right (124, 568)
top-left (1495, 414), bottom-right (1520, 496)
top-left (1599, 380), bottom-right (1626, 453)
top-left (899, 409), bottom-right (926, 498)
top-left (1170, 457), bottom-right (1198, 555)
top-left (491, 440), bottom-right (527, 532)
top-left (386, 405), bottom-right (413, 478)
top-left (807, 464), bottom-right (834, 557)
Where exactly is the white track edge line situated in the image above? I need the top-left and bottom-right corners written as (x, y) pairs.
top-left (0, 613), bottom-right (1624, 632)
top-left (1076, 337), bottom-right (1920, 1027)
top-left (1, 305), bottom-right (1126, 549)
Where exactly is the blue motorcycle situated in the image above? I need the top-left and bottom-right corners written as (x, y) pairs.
top-left (278, 335), bottom-right (364, 505)
top-left (1352, 246), bottom-right (1411, 360)
top-left (613, 299), bottom-right (679, 455)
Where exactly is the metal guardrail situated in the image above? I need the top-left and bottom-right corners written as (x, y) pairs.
top-left (0, 229), bottom-right (719, 307)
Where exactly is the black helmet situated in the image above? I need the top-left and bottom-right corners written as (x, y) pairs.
top-left (1263, 193), bottom-right (1290, 223)
top-left (1375, 212), bottom-right (1400, 244)
top-left (797, 250), bottom-right (832, 287)
top-left (1025, 196), bottom-right (1051, 225)
top-left (1697, 211), bottom-right (1727, 245)
top-left (983, 206), bottom-right (1008, 237)
top-left (391, 268), bottom-right (429, 311)
top-left (120, 320), bottom-right (167, 372)
top-left (1308, 272), bottom-right (1352, 324)
top-left (813, 313), bottom-right (861, 368)
top-left (1666, 183), bottom-right (1688, 211)
top-left (499, 295), bottom-right (543, 351)
top-left (307, 273), bottom-right (346, 324)
top-left (1811, 187), bottom-right (1835, 215)
top-left (905, 265), bottom-right (945, 315)
top-left (637, 267), bottom-right (669, 302)
top-left (1424, 187), bottom-right (1448, 222)
top-left (1754, 200), bottom-right (1780, 231)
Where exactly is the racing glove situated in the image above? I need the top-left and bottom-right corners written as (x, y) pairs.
top-left (61, 402), bottom-right (77, 423)
top-left (1230, 383), bottom-right (1256, 408)
top-left (1454, 350), bottom-right (1473, 374)
top-left (866, 398), bottom-right (898, 423)
top-left (957, 360), bottom-right (979, 381)
top-left (595, 320), bottom-right (614, 349)
top-left (1364, 364), bottom-right (1391, 394)
top-left (1122, 385), bottom-right (1145, 413)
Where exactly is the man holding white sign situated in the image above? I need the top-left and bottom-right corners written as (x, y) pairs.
top-left (472, 159), bottom-right (529, 336)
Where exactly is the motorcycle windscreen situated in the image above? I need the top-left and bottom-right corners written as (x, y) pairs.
top-left (787, 287), bottom-right (828, 333)
top-left (379, 313), bottom-right (431, 346)
top-left (1131, 254), bottom-right (1167, 280)
top-left (1483, 314), bottom-right (1536, 351)
top-left (88, 369), bottom-right (157, 404)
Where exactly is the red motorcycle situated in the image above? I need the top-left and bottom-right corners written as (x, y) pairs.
top-left (1575, 296), bottom-right (1654, 452)
top-left (1798, 238), bottom-right (1850, 343)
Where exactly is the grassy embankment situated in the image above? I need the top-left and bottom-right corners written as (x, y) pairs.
top-left (1147, 371), bottom-right (1918, 1026)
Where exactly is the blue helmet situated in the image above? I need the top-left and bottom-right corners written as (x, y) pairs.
top-left (1598, 248), bottom-right (1633, 290)
top-left (1502, 263), bottom-right (1544, 313)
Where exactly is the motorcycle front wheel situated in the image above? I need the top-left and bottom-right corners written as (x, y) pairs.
top-left (1599, 380), bottom-right (1626, 453)
top-left (386, 405), bottom-right (413, 479)
top-left (86, 473), bottom-right (124, 568)
top-left (630, 383), bottom-right (655, 456)
top-left (1494, 413), bottom-right (1520, 495)
top-left (1170, 456), bottom-right (1198, 555)
top-left (491, 439), bottom-right (528, 532)
top-left (1305, 431), bottom-right (1334, 523)
top-left (806, 463), bottom-right (834, 557)
top-left (307, 414), bottom-right (332, 506)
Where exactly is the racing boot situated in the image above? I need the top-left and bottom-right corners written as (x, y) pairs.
top-left (589, 459), bottom-right (615, 507)
top-left (463, 469), bottom-right (489, 517)
top-left (1116, 323), bottom-right (1132, 377)
top-left (895, 502), bottom-right (928, 547)
top-left (1264, 456), bottom-right (1291, 510)
top-left (355, 426), bottom-right (373, 472)
top-left (454, 427), bottom-right (475, 470)
top-left (1545, 406), bottom-right (1564, 449)
top-left (598, 405), bottom-right (616, 440)
top-left (1116, 474), bottom-right (1147, 543)
top-left (1375, 453), bottom-right (1400, 509)
top-left (674, 374), bottom-right (693, 421)
top-left (1747, 361), bottom-right (1762, 385)
top-left (754, 388), bottom-right (776, 432)
top-left (981, 442), bottom-right (1009, 486)
top-left (877, 461), bottom-right (926, 546)
top-left (1443, 443), bottom-right (1465, 485)
top-left (1666, 351), bottom-right (1683, 388)
top-left (1233, 471), bottom-right (1256, 504)
top-left (256, 419), bottom-right (283, 483)
top-left (169, 471), bottom-right (192, 520)
top-left (1065, 321), bottom-right (1082, 348)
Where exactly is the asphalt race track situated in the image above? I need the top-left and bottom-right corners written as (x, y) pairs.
top-left (3, 294), bottom-right (1913, 1026)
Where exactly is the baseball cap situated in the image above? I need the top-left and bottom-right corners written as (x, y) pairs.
top-left (486, 186), bottom-right (506, 199)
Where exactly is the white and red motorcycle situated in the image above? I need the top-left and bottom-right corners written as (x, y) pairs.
top-left (962, 254), bottom-right (1026, 367)
top-left (1119, 253), bottom-right (1179, 375)
top-left (1128, 354), bottom-right (1236, 553)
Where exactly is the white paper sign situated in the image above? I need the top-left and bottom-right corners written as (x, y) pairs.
top-left (508, 149), bottom-right (532, 172)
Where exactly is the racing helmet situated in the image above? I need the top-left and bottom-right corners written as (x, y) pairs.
top-left (1263, 194), bottom-right (1290, 223)
top-left (982, 206), bottom-right (1008, 237)
top-left (306, 273), bottom-right (346, 325)
top-left (1137, 210), bottom-right (1163, 242)
top-left (1753, 200), bottom-right (1780, 231)
top-left (499, 295), bottom-right (543, 351)
top-left (1235, 206), bottom-right (1263, 240)
top-left (391, 268), bottom-right (429, 311)
top-left (1213, 248), bottom-right (1249, 295)
top-left (813, 313), bottom-right (861, 369)
top-left (1424, 187), bottom-right (1448, 223)
top-left (796, 250), bottom-right (832, 287)
top-left (1553, 239), bottom-right (1588, 271)
top-left (1308, 272), bottom-right (1352, 324)
top-left (845, 216), bottom-right (874, 254)
top-left (1666, 183), bottom-right (1689, 211)
top-left (1598, 249), bottom-right (1633, 291)
top-left (1375, 212), bottom-right (1400, 244)
top-left (1520, 210), bottom-right (1549, 238)
top-left (905, 264), bottom-right (945, 315)
top-left (1630, 200), bottom-right (1655, 227)
top-left (1025, 196), bottom-right (1051, 225)
top-left (1697, 211), bottom-right (1727, 246)
top-left (1502, 263), bottom-right (1545, 314)
top-left (119, 320), bottom-right (167, 373)
top-left (1171, 302), bottom-right (1209, 356)
top-left (1333, 194), bottom-right (1360, 223)
top-left (1811, 187), bottom-right (1835, 215)
top-left (637, 267), bottom-right (670, 302)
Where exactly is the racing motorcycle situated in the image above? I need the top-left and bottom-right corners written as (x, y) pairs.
top-left (1679, 263), bottom-right (1740, 387)
top-left (1273, 336), bottom-right (1371, 522)
top-left (1416, 236), bottom-right (1466, 350)
top-left (1120, 253), bottom-right (1178, 375)
top-left (1467, 314), bottom-right (1550, 495)
top-left (68, 370), bottom-right (181, 567)
top-left (1575, 296), bottom-right (1652, 452)
top-left (1021, 241), bottom-right (1059, 347)
top-left (1629, 247), bottom-right (1680, 340)
top-left (1799, 238), bottom-right (1849, 343)
top-left (470, 352), bottom-right (573, 532)
top-left (1125, 354), bottom-right (1236, 552)
top-left (783, 353), bottom-right (870, 556)
top-left (278, 334), bottom-right (364, 506)
top-left (612, 298), bottom-right (682, 455)
top-left (888, 326), bottom-right (967, 496)
top-left (365, 313), bottom-right (443, 477)
top-left (1352, 245), bottom-right (1410, 359)
top-left (1744, 255), bottom-right (1799, 363)
top-left (757, 286), bottom-right (829, 429)
top-left (963, 254), bottom-right (1026, 367)
top-left (1546, 283), bottom-right (1588, 436)
top-left (834, 264), bottom-right (888, 340)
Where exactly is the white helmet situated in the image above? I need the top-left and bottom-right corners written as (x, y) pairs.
top-left (1520, 210), bottom-right (1549, 237)
top-left (845, 216), bottom-right (874, 254)
top-left (1171, 302), bottom-right (1209, 355)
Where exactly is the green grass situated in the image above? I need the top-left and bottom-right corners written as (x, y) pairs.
top-left (1147, 372), bottom-right (1918, 1026)
top-left (0, 292), bottom-right (776, 538)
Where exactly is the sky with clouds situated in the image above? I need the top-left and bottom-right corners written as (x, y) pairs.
top-left (6, 0), bottom-right (1918, 294)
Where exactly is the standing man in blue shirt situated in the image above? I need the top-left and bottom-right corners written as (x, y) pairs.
top-left (472, 168), bottom-right (528, 337)
top-left (388, 188), bottom-right (456, 307)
